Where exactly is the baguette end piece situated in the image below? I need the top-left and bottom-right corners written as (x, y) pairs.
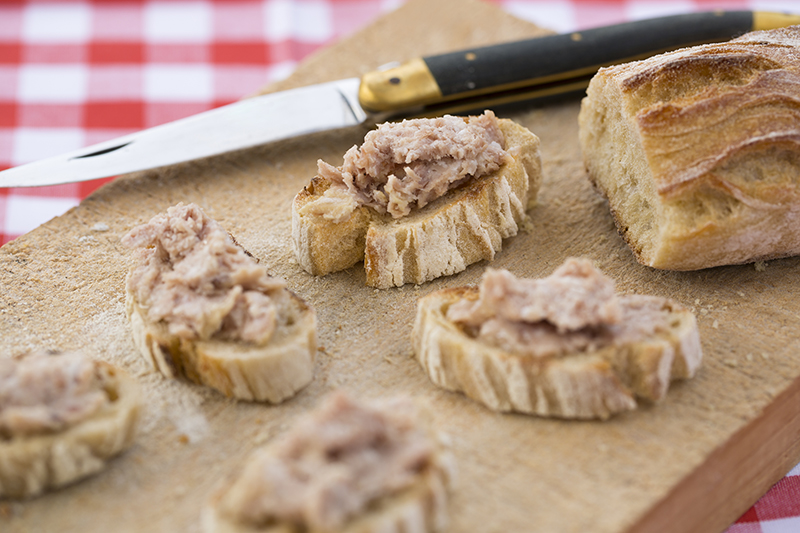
top-left (579, 27), bottom-right (800, 270)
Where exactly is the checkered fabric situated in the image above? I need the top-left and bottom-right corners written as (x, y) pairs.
top-left (1, 1), bottom-right (800, 530)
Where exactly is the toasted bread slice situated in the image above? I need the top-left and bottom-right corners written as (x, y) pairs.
top-left (292, 118), bottom-right (542, 288)
top-left (412, 276), bottom-right (702, 420)
top-left (124, 203), bottom-right (317, 404)
top-left (127, 284), bottom-right (316, 404)
top-left (0, 354), bottom-right (141, 499)
top-left (203, 392), bottom-right (455, 533)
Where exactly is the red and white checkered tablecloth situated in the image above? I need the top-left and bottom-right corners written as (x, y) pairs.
top-left (1, 1), bottom-right (800, 530)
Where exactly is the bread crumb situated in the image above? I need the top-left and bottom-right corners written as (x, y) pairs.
top-left (724, 359), bottom-right (737, 367)
top-left (761, 353), bottom-right (770, 360)
top-left (712, 320), bottom-right (719, 329)
top-left (754, 261), bottom-right (767, 272)
top-left (694, 299), bottom-right (700, 305)
top-left (0, 502), bottom-right (23, 519)
top-left (737, 292), bottom-right (745, 297)
top-left (91, 222), bottom-right (110, 232)
top-left (746, 353), bottom-right (754, 362)
top-left (700, 309), bottom-right (709, 315)
top-left (178, 434), bottom-right (190, 444)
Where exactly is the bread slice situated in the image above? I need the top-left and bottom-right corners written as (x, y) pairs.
top-left (124, 203), bottom-right (316, 404)
top-left (579, 26), bottom-right (800, 270)
top-left (292, 117), bottom-right (542, 288)
top-left (202, 392), bottom-right (455, 533)
top-left (0, 353), bottom-right (141, 499)
top-left (412, 265), bottom-right (702, 420)
top-left (127, 289), bottom-right (316, 403)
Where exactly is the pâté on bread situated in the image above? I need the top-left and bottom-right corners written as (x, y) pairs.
top-left (580, 26), bottom-right (800, 270)
top-left (204, 391), bottom-right (455, 533)
top-left (0, 351), bottom-right (141, 498)
top-left (292, 110), bottom-right (542, 288)
top-left (413, 258), bottom-right (702, 420)
top-left (123, 203), bottom-right (317, 404)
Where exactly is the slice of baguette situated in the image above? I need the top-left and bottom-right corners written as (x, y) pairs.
top-left (292, 118), bottom-right (542, 289)
top-left (0, 356), bottom-right (141, 499)
top-left (412, 286), bottom-right (702, 420)
top-left (127, 288), bottom-right (316, 404)
top-left (202, 393), bottom-right (455, 533)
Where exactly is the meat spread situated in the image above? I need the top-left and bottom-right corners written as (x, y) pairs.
top-left (123, 203), bottom-right (286, 344)
top-left (447, 259), bottom-right (674, 358)
top-left (310, 110), bottom-right (511, 221)
top-left (0, 352), bottom-right (109, 439)
top-left (220, 392), bottom-right (435, 531)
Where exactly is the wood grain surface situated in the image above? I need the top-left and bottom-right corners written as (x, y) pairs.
top-left (2, 1), bottom-right (800, 532)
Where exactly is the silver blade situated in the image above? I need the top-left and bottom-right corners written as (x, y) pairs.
top-left (0, 78), bottom-right (367, 188)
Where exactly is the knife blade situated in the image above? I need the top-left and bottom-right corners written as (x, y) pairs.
top-left (2, 10), bottom-right (798, 188)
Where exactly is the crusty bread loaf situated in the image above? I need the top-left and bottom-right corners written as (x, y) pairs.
top-left (579, 26), bottom-right (800, 270)
top-left (0, 355), bottom-right (141, 499)
top-left (292, 117), bottom-right (542, 288)
top-left (412, 266), bottom-right (702, 420)
top-left (203, 392), bottom-right (455, 533)
top-left (127, 289), bottom-right (316, 403)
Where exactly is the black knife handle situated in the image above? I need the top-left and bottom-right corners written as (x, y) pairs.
top-left (426, 11), bottom-right (753, 97)
top-left (358, 10), bottom-right (800, 114)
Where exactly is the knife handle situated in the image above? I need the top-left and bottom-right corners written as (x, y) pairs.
top-left (358, 10), bottom-right (800, 114)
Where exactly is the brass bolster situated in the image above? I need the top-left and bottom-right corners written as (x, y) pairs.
top-left (358, 58), bottom-right (443, 113)
top-left (753, 12), bottom-right (800, 31)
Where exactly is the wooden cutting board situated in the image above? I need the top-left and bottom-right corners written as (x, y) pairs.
top-left (3, 1), bottom-right (800, 532)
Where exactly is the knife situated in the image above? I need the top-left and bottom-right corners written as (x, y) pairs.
top-left (2, 10), bottom-right (798, 188)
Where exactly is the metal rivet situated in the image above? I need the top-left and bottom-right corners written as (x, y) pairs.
top-left (389, 77), bottom-right (401, 85)
top-left (570, 32), bottom-right (582, 42)
top-left (465, 52), bottom-right (477, 61)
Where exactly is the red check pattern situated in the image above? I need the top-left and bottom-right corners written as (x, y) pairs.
top-left (1, 2), bottom-right (799, 530)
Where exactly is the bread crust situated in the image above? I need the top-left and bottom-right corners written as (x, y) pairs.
top-left (579, 26), bottom-right (800, 270)
top-left (292, 119), bottom-right (542, 288)
top-left (127, 288), bottom-right (316, 403)
top-left (0, 361), bottom-right (141, 499)
top-left (412, 286), bottom-right (702, 420)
